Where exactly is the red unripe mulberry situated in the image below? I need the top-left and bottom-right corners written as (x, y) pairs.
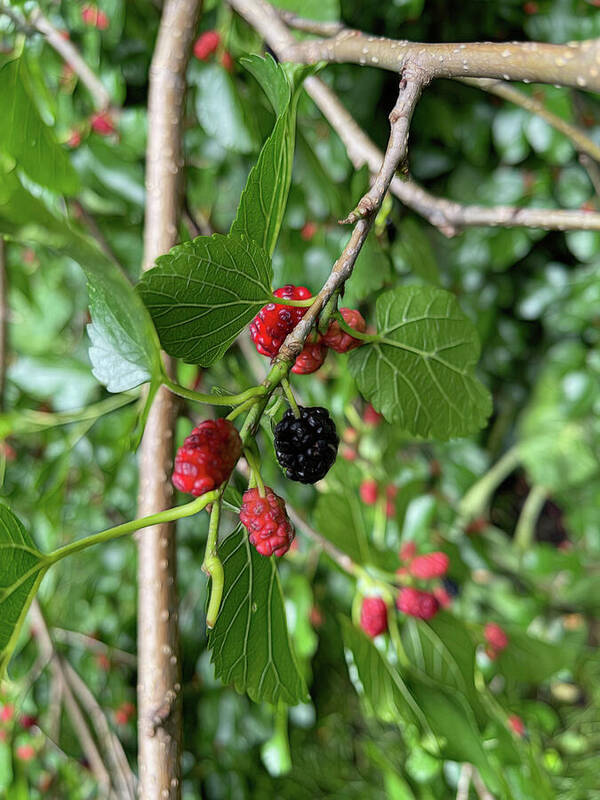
top-left (240, 487), bottom-right (295, 557)
top-left (292, 342), bottom-right (327, 374)
top-left (193, 31), bottom-right (221, 60)
top-left (396, 587), bottom-right (439, 620)
top-left (484, 622), bottom-right (509, 652)
top-left (250, 285), bottom-right (311, 358)
top-left (172, 419), bottom-right (242, 497)
top-left (409, 552), bottom-right (450, 580)
top-left (321, 308), bottom-right (366, 353)
top-left (359, 479), bottom-right (378, 505)
top-left (360, 597), bottom-right (388, 637)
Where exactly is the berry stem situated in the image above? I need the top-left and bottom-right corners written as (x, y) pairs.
top-left (317, 288), bottom-right (341, 335)
top-left (457, 445), bottom-right (521, 523)
top-left (373, 495), bottom-right (387, 548)
top-left (244, 447), bottom-right (266, 498)
top-left (47, 491), bottom-right (219, 565)
top-left (281, 377), bottom-right (301, 419)
top-left (226, 395), bottom-right (260, 422)
top-left (269, 294), bottom-right (314, 307)
top-left (333, 312), bottom-right (378, 343)
top-left (387, 609), bottom-right (409, 667)
top-left (162, 374), bottom-right (266, 407)
top-left (203, 493), bottom-right (225, 629)
top-left (513, 484), bottom-right (547, 553)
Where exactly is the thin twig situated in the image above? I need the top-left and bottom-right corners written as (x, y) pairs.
top-left (473, 769), bottom-right (496, 800)
top-left (286, 505), bottom-right (362, 577)
top-left (457, 764), bottom-right (473, 800)
top-left (51, 626), bottom-right (137, 667)
top-left (63, 660), bottom-right (136, 800)
top-left (461, 77), bottom-right (600, 163)
top-left (30, 601), bottom-right (113, 797)
top-left (29, 10), bottom-right (111, 110)
top-left (341, 72), bottom-right (425, 224)
top-left (274, 9), bottom-right (343, 36)
top-left (0, 4), bottom-right (36, 35)
top-left (228, 0), bottom-right (600, 236)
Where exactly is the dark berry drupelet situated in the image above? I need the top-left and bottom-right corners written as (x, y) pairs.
top-left (249, 285), bottom-right (312, 358)
top-left (274, 406), bottom-right (339, 484)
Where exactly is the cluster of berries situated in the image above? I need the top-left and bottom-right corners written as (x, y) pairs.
top-left (193, 30), bottom-right (234, 72)
top-left (172, 408), bottom-right (339, 557)
top-left (360, 478), bottom-right (398, 518)
top-left (0, 702), bottom-right (37, 761)
top-left (359, 543), bottom-right (452, 638)
top-left (249, 284), bottom-right (366, 374)
top-left (81, 4), bottom-right (109, 30)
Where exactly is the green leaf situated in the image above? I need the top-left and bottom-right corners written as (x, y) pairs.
top-left (495, 628), bottom-right (575, 684)
top-left (0, 57), bottom-right (79, 194)
top-left (208, 526), bottom-right (309, 706)
top-left (340, 617), bottom-right (424, 730)
top-left (137, 233), bottom-right (273, 366)
top-left (0, 505), bottom-right (49, 679)
top-left (314, 489), bottom-right (392, 570)
top-left (192, 62), bottom-right (258, 153)
top-left (392, 217), bottom-right (441, 287)
top-left (231, 57), bottom-right (314, 257)
top-left (348, 286), bottom-right (492, 440)
top-left (241, 53), bottom-right (290, 117)
top-left (0, 167), bottom-right (163, 392)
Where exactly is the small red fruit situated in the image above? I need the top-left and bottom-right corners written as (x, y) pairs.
top-left (433, 586), bottom-right (452, 608)
top-left (0, 704), bottom-right (14, 723)
top-left (363, 403), bottom-right (383, 426)
top-left (385, 499), bottom-right (395, 518)
top-left (522, 1), bottom-right (538, 13)
top-left (250, 285), bottom-right (312, 358)
top-left (114, 702), bottom-right (135, 726)
top-left (16, 744), bottom-right (35, 762)
top-left (193, 31), bottom-right (221, 61)
top-left (19, 715), bottom-right (37, 730)
top-left (292, 342), bottom-right (327, 374)
top-left (300, 221), bottom-right (318, 241)
top-left (360, 597), bottom-right (388, 637)
top-left (409, 552), bottom-right (450, 580)
top-left (67, 130), bottom-right (82, 148)
top-left (96, 653), bottom-right (111, 671)
top-left (359, 479), bottom-right (378, 505)
top-left (341, 446), bottom-right (357, 461)
top-left (240, 487), bottom-right (295, 557)
top-left (399, 541), bottom-right (417, 562)
top-left (484, 622), bottom-right (509, 652)
top-left (221, 51), bottom-right (234, 72)
top-left (81, 5), bottom-right (109, 29)
top-left (172, 419), bottom-right (242, 497)
top-left (91, 110), bottom-right (116, 136)
top-left (508, 714), bottom-right (525, 737)
top-left (396, 587), bottom-right (440, 620)
top-left (321, 308), bottom-right (366, 353)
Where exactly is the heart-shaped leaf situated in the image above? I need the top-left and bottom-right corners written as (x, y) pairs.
top-left (349, 286), bottom-right (492, 440)
top-left (208, 526), bottom-right (309, 706)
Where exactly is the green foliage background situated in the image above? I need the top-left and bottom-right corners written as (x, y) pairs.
top-left (1, 0), bottom-right (600, 797)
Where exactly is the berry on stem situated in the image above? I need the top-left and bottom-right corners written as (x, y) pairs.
top-left (359, 479), bottom-right (378, 505)
top-left (274, 406), bottom-right (339, 484)
top-left (240, 487), bottom-right (295, 557)
top-left (91, 111), bottom-right (115, 136)
top-left (360, 597), bottom-right (388, 637)
top-left (484, 622), bottom-right (509, 652)
top-left (321, 308), bottom-right (367, 353)
top-left (292, 342), bottom-right (327, 375)
top-left (396, 587), bottom-right (440, 620)
top-left (250, 285), bottom-right (312, 358)
top-left (409, 552), bottom-right (450, 580)
top-left (363, 403), bottom-right (383, 426)
top-left (508, 714), bottom-right (526, 737)
top-left (172, 419), bottom-right (242, 497)
top-left (193, 30), bottom-right (220, 60)
top-left (81, 5), bottom-right (109, 29)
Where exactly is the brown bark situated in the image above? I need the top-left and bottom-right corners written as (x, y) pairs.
top-left (137, 2), bottom-right (201, 798)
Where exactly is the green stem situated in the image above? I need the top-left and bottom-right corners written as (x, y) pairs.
top-left (458, 445), bottom-right (521, 522)
top-left (163, 375), bottom-right (266, 407)
top-left (226, 395), bottom-right (259, 422)
top-left (514, 484), bottom-right (548, 553)
top-left (388, 609), bottom-right (409, 668)
top-left (269, 294), bottom-right (314, 307)
top-left (203, 493), bottom-right (224, 629)
top-left (3, 392), bottom-right (138, 436)
top-left (334, 313), bottom-right (379, 343)
top-left (372, 495), bottom-right (386, 548)
top-left (281, 377), bottom-right (301, 418)
top-left (244, 448), bottom-right (266, 497)
top-left (48, 491), bottom-right (218, 565)
top-left (317, 289), bottom-right (340, 334)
